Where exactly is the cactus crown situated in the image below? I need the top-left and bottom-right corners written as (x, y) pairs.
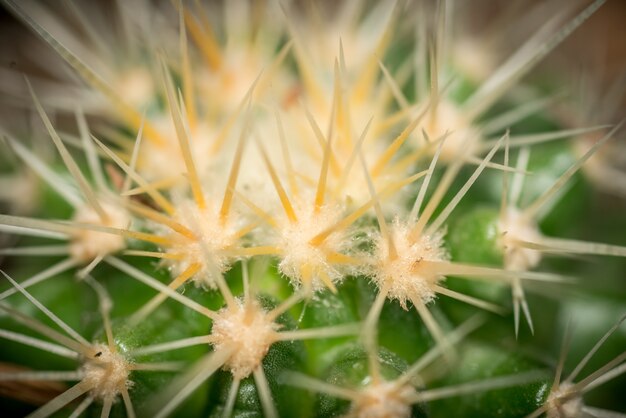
top-left (0, 1), bottom-right (625, 418)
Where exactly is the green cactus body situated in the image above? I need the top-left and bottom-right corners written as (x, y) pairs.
top-left (0, 1), bottom-right (625, 418)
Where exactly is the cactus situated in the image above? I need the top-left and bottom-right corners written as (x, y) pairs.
top-left (0, 1), bottom-right (625, 417)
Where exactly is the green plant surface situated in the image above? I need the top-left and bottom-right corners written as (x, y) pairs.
top-left (0, 1), bottom-right (625, 418)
